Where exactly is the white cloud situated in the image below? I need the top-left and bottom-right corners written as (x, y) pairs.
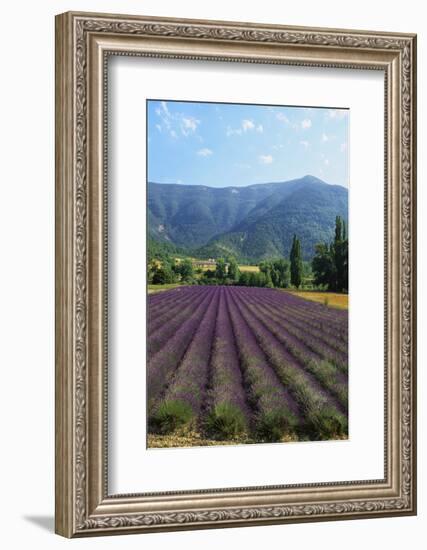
top-left (340, 142), bottom-right (347, 152)
top-left (259, 154), bottom-right (273, 164)
top-left (242, 119), bottom-right (255, 131)
top-left (324, 158), bottom-right (330, 166)
top-left (182, 117), bottom-right (199, 131)
top-left (276, 112), bottom-right (290, 124)
top-left (153, 101), bottom-right (202, 139)
top-left (227, 119), bottom-right (262, 136)
top-left (301, 118), bottom-right (312, 129)
top-left (181, 116), bottom-right (200, 136)
top-left (300, 140), bottom-right (310, 149)
top-left (321, 133), bottom-right (329, 142)
top-left (160, 101), bottom-right (170, 117)
top-left (197, 148), bottom-right (213, 157)
top-left (155, 101), bottom-right (172, 133)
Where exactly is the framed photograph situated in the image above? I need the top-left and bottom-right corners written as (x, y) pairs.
top-left (55, 11), bottom-right (417, 537)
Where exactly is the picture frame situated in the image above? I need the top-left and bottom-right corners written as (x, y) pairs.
top-left (55, 11), bottom-right (417, 537)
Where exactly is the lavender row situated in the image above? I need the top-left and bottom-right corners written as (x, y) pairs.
top-left (147, 288), bottom-right (217, 411)
top-left (225, 290), bottom-right (300, 440)
top-left (273, 287), bottom-right (348, 319)
top-left (264, 288), bottom-right (349, 331)
top-left (254, 291), bottom-right (348, 356)
top-left (205, 289), bottom-right (252, 439)
top-left (148, 292), bottom-right (200, 333)
top-left (148, 286), bottom-right (188, 305)
top-left (148, 285), bottom-right (204, 314)
top-left (238, 289), bottom-right (348, 373)
top-left (150, 289), bottom-right (220, 430)
top-left (258, 289), bottom-right (348, 340)
top-left (240, 294), bottom-right (348, 410)
top-left (148, 287), bottom-right (206, 325)
top-left (148, 288), bottom-right (210, 357)
top-left (228, 288), bottom-right (347, 438)
top-left (148, 287), bottom-right (207, 336)
top-left (257, 287), bottom-right (348, 327)
top-left (273, 299), bottom-right (349, 344)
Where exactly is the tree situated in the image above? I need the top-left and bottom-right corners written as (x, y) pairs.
top-left (333, 215), bottom-right (346, 291)
top-left (238, 272), bottom-right (251, 286)
top-left (311, 216), bottom-right (348, 292)
top-left (312, 243), bottom-right (335, 288)
top-left (227, 257), bottom-right (240, 282)
top-left (200, 269), bottom-right (218, 286)
top-left (179, 259), bottom-right (194, 282)
top-left (152, 263), bottom-right (176, 284)
top-left (342, 237), bottom-right (348, 291)
top-left (249, 272), bottom-right (259, 287)
top-left (274, 258), bottom-right (290, 288)
top-left (147, 260), bottom-right (158, 284)
top-left (264, 269), bottom-right (273, 288)
top-left (290, 235), bottom-right (303, 288)
top-left (215, 258), bottom-right (227, 281)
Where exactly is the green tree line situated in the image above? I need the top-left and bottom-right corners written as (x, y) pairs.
top-left (311, 216), bottom-right (348, 292)
top-left (148, 257), bottom-right (196, 285)
top-left (202, 257), bottom-right (293, 288)
top-left (147, 215), bottom-right (348, 292)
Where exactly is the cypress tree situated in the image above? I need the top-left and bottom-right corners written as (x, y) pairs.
top-left (331, 216), bottom-right (348, 291)
top-left (312, 216), bottom-right (348, 292)
top-left (290, 234), bottom-right (303, 288)
top-left (334, 216), bottom-right (346, 291)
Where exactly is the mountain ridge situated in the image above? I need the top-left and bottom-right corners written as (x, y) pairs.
top-left (148, 175), bottom-right (348, 261)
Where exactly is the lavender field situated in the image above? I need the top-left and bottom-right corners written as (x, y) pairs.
top-left (147, 286), bottom-right (348, 447)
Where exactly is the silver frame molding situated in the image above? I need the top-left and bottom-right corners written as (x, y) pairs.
top-left (55, 11), bottom-right (417, 538)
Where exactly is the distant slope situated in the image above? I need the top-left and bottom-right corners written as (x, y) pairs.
top-left (148, 176), bottom-right (348, 261)
top-left (148, 181), bottom-right (281, 248)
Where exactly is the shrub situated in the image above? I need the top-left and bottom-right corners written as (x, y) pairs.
top-left (150, 400), bottom-right (194, 434)
top-left (205, 403), bottom-right (247, 440)
top-left (306, 406), bottom-right (348, 440)
top-left (255, 410), bottom-right (297, 442)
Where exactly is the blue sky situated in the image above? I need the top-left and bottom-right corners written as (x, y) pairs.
top-left (147, 100), bottom-right (349, 188)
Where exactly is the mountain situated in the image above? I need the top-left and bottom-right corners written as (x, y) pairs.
top-left (148, 176), bottom-right (348, 261)
top-left (148, 181), bottom-right (281, 248)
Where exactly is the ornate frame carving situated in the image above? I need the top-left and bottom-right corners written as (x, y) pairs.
top-left (55, 11), bottom-right (417, 537)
